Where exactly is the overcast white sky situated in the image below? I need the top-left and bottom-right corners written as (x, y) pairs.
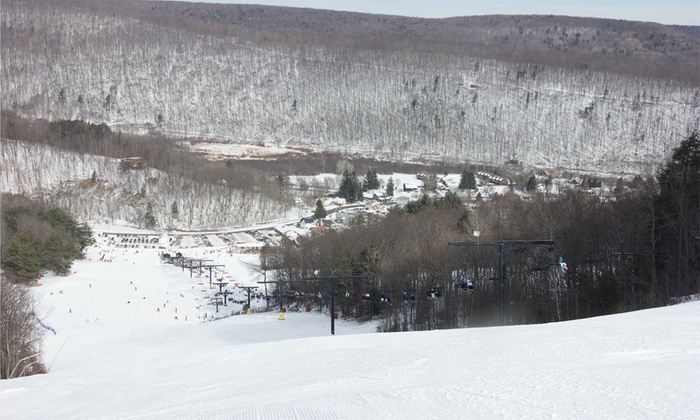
top-left (190, 0), bottom-right (700, 25)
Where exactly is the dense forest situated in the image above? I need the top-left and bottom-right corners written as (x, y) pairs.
top-left (2, 0), bottom-right (699, 175)
top-left (0, 114), bottom-right (298, 229)
top-left (1, 195), bottom-right (94, 281)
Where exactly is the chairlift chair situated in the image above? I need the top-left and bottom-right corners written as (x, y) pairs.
top-left (455, 280), bottom-right (474, 290)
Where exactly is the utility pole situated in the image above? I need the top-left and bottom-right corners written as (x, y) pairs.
top-left (300, 275), bottom-right (363, 335)
top-left (448, 239), bottom-right (554, 326)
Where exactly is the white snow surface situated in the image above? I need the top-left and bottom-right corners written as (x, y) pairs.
top-left (1, 231), bottom-right (699, 419)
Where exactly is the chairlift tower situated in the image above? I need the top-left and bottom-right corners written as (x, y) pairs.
top-left (181, 258), bottom-right (214, 279)
top-left (212, 281), bottom-right (228, 293)
top-left (216, 289), bottom-right (233, 306)
top-left (448, 239), bottom-right (554, 326)
top-left (238, 286), bottom-right (260, 309)
top-left (201, 263), bottom-right (225, 285)
top-left (212, 281), bottom-right (229, 306)
top-left (300, 275), bottom-right (363, 335)
top-left (257, 279), bottom-right (289, 314)
top-left (209, 296), bottom-right (224, 313)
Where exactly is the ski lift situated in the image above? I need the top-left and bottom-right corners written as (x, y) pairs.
top-left (426, 288), bottom-right (443, 298)
top-left (402, 291), bottom-right (417, 302)
top-left (455, 280), bottom-right (474, 290)
top-left (361, 292), bottom-right (371, 302)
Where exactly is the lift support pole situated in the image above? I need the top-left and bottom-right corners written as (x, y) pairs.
top-left (257, 279), bottom-right (288, 314)
top-left (300, 275), bottom-right (363, 335)
top-left (448, 239), bottom-right (554, 326)
top-left (239, 286), bottom-right (259, 309)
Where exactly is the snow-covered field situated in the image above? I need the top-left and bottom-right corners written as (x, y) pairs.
top-left (1, 230), bottom-right (699, 419)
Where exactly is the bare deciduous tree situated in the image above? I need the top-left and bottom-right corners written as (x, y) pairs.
top-left (0, 278), bottom-right (47, 379)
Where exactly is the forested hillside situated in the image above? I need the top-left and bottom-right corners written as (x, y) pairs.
top-left (0, 138), bottom-right (293, 230)
top-left (2, 0), bottom-right (698, 175)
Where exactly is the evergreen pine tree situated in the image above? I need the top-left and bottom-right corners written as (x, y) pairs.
top-left (526, 175), bottom-right (537, 192)
top-left (458, 169), bottom-right (476, 190)
top-left (38, 208), bottom-right (94, 253)
top-left (313, 199), bottom-right (327, 219)
top-left (2, 231), bottom-right (44, 281)
top-left (656, 131), bottom-right (700, 290)
top-left (2, 199), bottom-right (94, 280)
top-left (467, 171), bottom-right (477, 189)
top-left (43, 231), bottom-right (78, 275)
top-left (658, 131), bottom-right (700, 199)
top-left (275, 173), bottom-right (288, 187)
top-left (386, 177), bottom-right (395, 196)
top-left (362, 168), bottom-right (380, 191)
top-left (144, 203), bottom-right (156, 229)
top-left (459, 170), bottom-right (469, 189)
top-left (339, 170), bottom-right (362, 202)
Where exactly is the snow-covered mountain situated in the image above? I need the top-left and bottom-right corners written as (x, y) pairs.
top-left (2, 1), bottom-right (699, 176)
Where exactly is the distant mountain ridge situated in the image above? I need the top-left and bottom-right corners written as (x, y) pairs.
top-left (672, 25), bottom-right (700, 39)
top-left (135, 2), bottom-right (700, 82)
top-left (2, 0), bottom-right (699, 175)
